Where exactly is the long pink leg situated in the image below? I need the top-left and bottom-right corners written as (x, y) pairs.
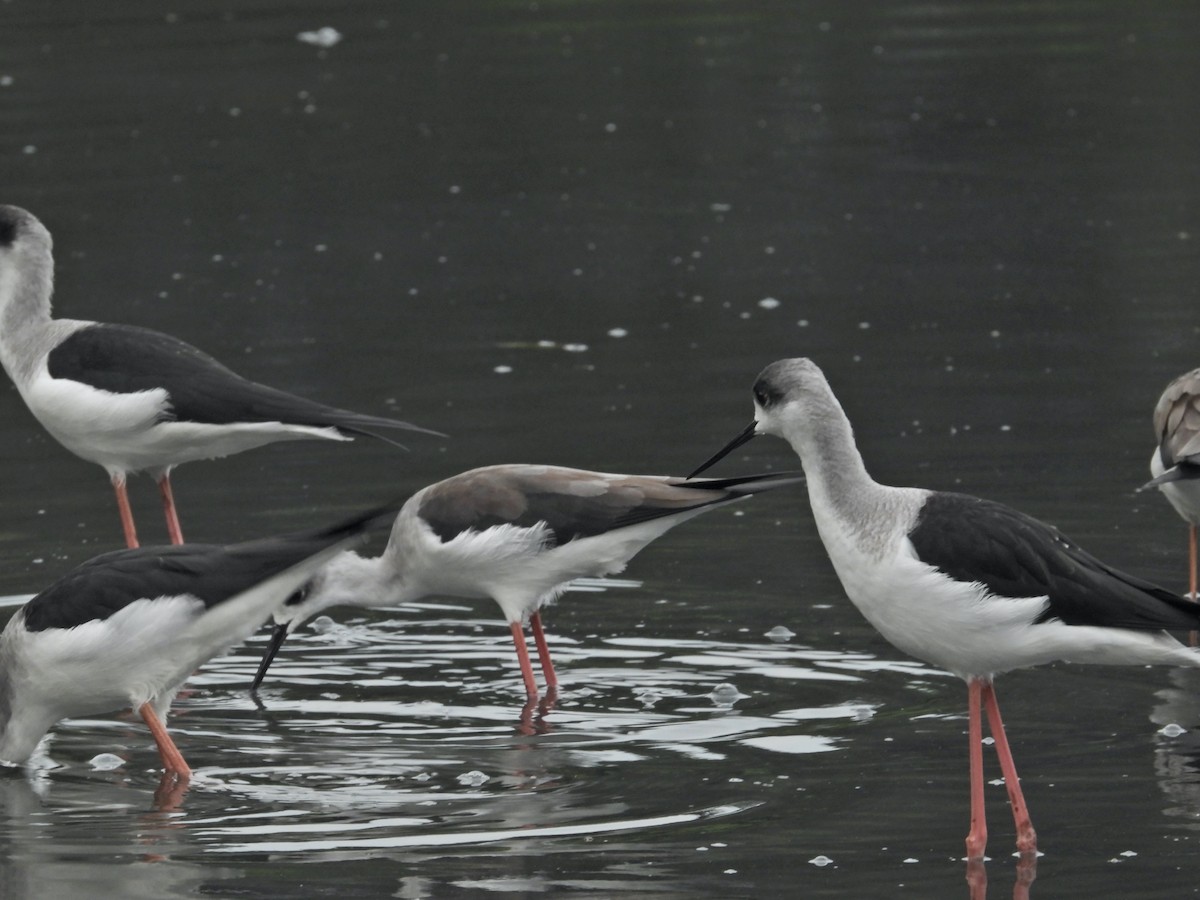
top-left (156, 472), bottom-right (185, 545)
top-left (981, 682), bottom-right (1037, 855)
top-left (508, 622), bottom-right (540, 700)
top-left (965, 679), bottom-right (988, 860)
top-left (111, 473), bottom-right (139, 549)
top-left (529, 611), bottom-right (559, 691)
top-left (138, 702), bottom-right (192, 779)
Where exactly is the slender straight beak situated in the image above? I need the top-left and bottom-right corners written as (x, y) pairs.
top-left (688, 420), bottom-right (759, 478)
top-left (251, 622), bottom-right (290, 692)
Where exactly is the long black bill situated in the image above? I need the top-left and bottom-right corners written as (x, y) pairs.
top-left (688, 420), bottom-right (759, 478)
top-left (251, 622), bottom-right (291, 692)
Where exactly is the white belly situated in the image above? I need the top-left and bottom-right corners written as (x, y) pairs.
top-left (817, 514), bottom-right (1199, 679)
top-left (1150, 449), bottom-right (1200, 525)
top-left (22, 372), bottom-right (345, 474)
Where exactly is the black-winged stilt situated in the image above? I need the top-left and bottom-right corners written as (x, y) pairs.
top-left (1144, 368), bottom-right (1200, 600)
top-left (0, 205), bottom-right (440, 549)
top-left (250, 464), bottom-right (802, 699)
top-left (0, 504), bottom-right (392, 781)
top-left (690, 357), bottom-right (1200, 860)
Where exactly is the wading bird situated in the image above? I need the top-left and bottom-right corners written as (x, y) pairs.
top-left (1144, 368), bottom-right (1200, 600)
top-left (691, 357), bottom-right (1200, 860)
top-left (0, 205), bottom-right (439, 548)
top-left (252, 464), bottom-right (801, 699)
top-left (0, 505), bottom-right (391, 781)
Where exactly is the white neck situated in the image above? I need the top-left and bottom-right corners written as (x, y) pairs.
top-left (287, 550), bottom-right (412, 627)
top-left (0, 240), bottom-right (56, 385)
top-left (775, 380), bottom-right (923, 559)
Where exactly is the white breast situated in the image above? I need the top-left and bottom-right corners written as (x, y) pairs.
top-left (1150, 449), bottom-right (1200, 526)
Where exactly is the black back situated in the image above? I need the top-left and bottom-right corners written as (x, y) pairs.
top-left (419, 469), bottom-right (797, 546)
top-left (21, 505), bottom-right (394, 632)
top-left (909, 492), bottom-right (1200, 631)
top-left (47, 323), bottom-right (415, 434)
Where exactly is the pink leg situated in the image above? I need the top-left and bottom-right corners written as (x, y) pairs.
top-left (156, 472), bottom-right (185, 545)
top-left (981, 682), bottom-right (1037, 855)
top-left (529, 611), bottom-right (559, 691)
top-left (508, 622), bottom-right (540, 700)
top-left (965, 679), bottom-right (988, 860)
top-left (138, 702), bottom-right (192, 779)
top-left (111, 474), bottom-right (139, 549)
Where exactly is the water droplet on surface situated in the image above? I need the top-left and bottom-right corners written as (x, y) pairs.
top-left (297, 26), bottom-right (343, 47)
top-left (765, 625), bottom-right (795, 642)
top-left (709, 683), bottom-right (740, 707)
top-left (809, 855), bottom-right (834, 867)
top-left (456, 770), bottom-right (489, 787)
top-left (1159, 723), bottom-right (1186, 737)
top-left (89, 753), bottom-right (125, 771)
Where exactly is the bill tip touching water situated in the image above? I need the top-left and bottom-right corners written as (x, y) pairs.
top-left (0, 504), bottom-right (395, 780)
top-left (251, 464), bottom-right (805, 698)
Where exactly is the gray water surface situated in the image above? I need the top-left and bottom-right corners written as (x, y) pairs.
top-left (3, 2), bottom-right (1200, 898)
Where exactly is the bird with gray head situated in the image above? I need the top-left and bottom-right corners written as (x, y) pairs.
top-left (692, 357), bottom-right (1200, 860)
top-left (1142, 367), bottom-right (1200, 600)
top-left (252, 463), bottom-right (803, 700)
top-left (0, 204), bottom-right (442, 549)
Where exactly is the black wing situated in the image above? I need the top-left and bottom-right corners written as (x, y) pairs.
top-left (21, 504), bottom-right (395, 632)
top-left (48, 323), bottom-right (438, 437)
top-left (909, 491), bottom-right (1200, 631)
top-left (418, 466), bottom-right (801, 545)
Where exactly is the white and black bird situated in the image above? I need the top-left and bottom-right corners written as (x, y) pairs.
top-left (251, 464), bottom-right (802, 700)
top-left (1144, 368), bottom-right (1200, 600)
top-left (0, 205), bottom-right (440, 549)
top-left (0, 504), bottom-right (391, 780)
top-left (690, 357), bottom-right (1200, 860)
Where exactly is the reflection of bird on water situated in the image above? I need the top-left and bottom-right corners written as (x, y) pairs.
top-left (1149, 666), bottom-right (1200, 821)
top-left (692, 357), bottom-right (1200, 861)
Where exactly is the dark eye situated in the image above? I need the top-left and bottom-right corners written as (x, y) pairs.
top-left (753, 379), bottom-right (779, 408)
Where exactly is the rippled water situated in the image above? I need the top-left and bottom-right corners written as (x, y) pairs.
top-left (5, 1), bottom-right (1200, 897)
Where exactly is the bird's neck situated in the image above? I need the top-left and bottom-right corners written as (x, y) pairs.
top-left (781, 385), bottom-right (915, 558)
top-left (0, 248), bottom-right (55, 383)
top-left (300, 550), bottom-right (412, 619)
top-left (0, 668), bottom-right (13, 764)
top-left (783, 389), bottom-right (879, 503)
top-left (0, 654), bottom-right (53, 767)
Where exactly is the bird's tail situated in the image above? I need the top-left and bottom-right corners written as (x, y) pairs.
top-left (1139, 463), bottom-right (1200, 492)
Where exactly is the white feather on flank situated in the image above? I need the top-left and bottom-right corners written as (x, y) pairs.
top-left (21, 367), bottom-right (350, 474)
top-left (746, 357), bottom-right (1200, 681)
top-left (0, 529), bottom-right (363, 766)
top-left (1150, 449), bottom-right (1200, 527)
top-left (278, 500), bottom-right (726, 631)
